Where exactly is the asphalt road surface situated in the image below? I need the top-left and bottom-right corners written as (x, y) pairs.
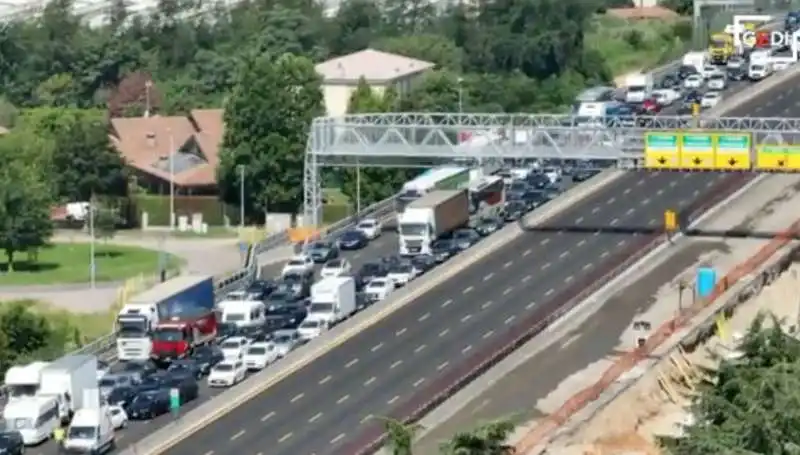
top-left (149, 71), bottom-right (800, 455)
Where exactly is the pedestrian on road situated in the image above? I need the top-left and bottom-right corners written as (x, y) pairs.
top-left (54, 425), bottom-right (65, 453)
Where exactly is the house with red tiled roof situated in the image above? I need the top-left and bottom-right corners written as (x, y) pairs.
top-left (109, 109), bottom-right (224, 194)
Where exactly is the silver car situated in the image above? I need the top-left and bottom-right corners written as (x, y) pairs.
top-left (271, 330), bottom-right (302, 358)
top-left (99, 372), bottom-right (139, 398)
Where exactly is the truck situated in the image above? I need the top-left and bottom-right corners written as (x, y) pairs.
top-left (307, 276), bottom-right (357, 326)
top-left (395, 166), bottom-right (470, 213)
top-left (64, 407), bottom-right (116, 454)
top-left (682, 51), bottom-right (707, 73)
top-left (398, 189), bottom-right (470, 256)
top-left (38, 354), bottom-right (98, 424)
top-left (787, 11), bottom-right (800, 32)
top-left (149, 275), bottom-right (218, 365)
top-left (115, 275), bottom-right (215, 362)
top-left (709, 33), bottom-right (734, 64)
top-left (623, 73), bottom-right (653, 104)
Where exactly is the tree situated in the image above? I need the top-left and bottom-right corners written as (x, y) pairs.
top-left (440, 420), bottom-right (516, 455)
top-left (217, 52), bottom-right (324, 220)
top-left (381, 417), bottom-right (423, 455)
top-left (92, 205), bottom-right (120, 242)
top-left (0, 130), bottom-right (54, 271)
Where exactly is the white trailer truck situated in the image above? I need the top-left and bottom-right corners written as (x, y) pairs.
top-left (398, 189), bottom-right (470, 256)
top-left (308, 276), bottom-right (357, 326)
top-left (38, 354), bottom-right (98, 424)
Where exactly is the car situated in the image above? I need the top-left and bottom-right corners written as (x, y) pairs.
top-left (652, 88), bottom-right (680, 106)
top-left (431, 238), bottom-right (458, 263)
top-left (387, 261), bottom-right (418, 287)
top-left (107, 404), bottom-right (128, 429)
top-left (281, 255), bottom-right (314, 276)
top-left (219, 336), bottom-right (250, 361)
top-left (358, 261), bottom-right (388, 283)
top-left (320, 258), bottom-right (352, 278)
top-left (700, 64), bottom-right (721, 79)
top-left (297, 316), bottom-right (328, 340)
top-left (337, 229), bottom-right (368, 250)
top-left (774, 60), bottom-right (792, 72)
top-left (306, 241), bottom-right (338, 263)
top-left (475, 217), bottom-right (503, 236)
top-left (707, 73), bottom-right (726, 90)
top-left (676, 64), bottom-right (698, 80)
top-left (452, 228), bottom-right (481, 250)
top-left (727, 55), bottom-right (744, 70)
top-left (356, 218), bottom-right (382, 240)
top-left (277, 272), bottom-right (312, 299)
top-left (99, 372), bottom-right (138, 398)
top-left (504, 201), bottom-right (527, 222)
top-left (683, 74), bottom-right (703, 89)
top-left (167, 358), bottom-right (204, 379)
top-left (0, 431), bottom-right (24, 455)
top-left (127, 390), bottom-right (170, 420)
top-left (264, 302), bottom-right (306, 331)
top-left (106, 385), bottom-right (137, 408)
top-left (96, 360), bottom-right (111, 380)
top-left (207, 360), bottom-right (247, 387)
top-left (410, 254), bottom-right (436, 274)
top-left (727, 67), bottom-right (746, 81)
top-left (243, 342), bottom-right (279, 370)
top-left (701, 91), bottom-right (722, 108)
top-left (244, 280), bottom-right (276, 300)
top-left (189, 345), bottom-right (224, 375)
top-left (640, 98), bottom-right (661, 114)
top-left (364, 278), bottom-right (395, 302)
top-left (271, 330), bottom-right (302, 358)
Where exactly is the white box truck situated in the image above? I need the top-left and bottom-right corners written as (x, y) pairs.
top-left (38, 354), bottom-right (98, 424)
top-left (398, 189), bottom-right (470, 256)
top-left (308, 276), bottom-right (357, 326)
top-left (63, 407), bottom-right (116, 454)
top-left (623, 73), bottom-right (653, 104)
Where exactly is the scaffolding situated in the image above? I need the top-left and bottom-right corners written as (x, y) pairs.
top-left (303, 113), bottom-right (800, 225)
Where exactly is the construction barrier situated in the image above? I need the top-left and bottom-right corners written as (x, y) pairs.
top-left (512, 217), bottom-right (800, 453)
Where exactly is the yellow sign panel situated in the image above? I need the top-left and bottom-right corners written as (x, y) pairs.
top-left (664, 210), bottom-right (677, 231)
top-left (679, 132), bottom-right (715, 169)
top-left (787, 146), bottom-right (800, 171)
top-left (644, 133), bottom-right (680, 169)
top-left (756, 145), bottom-right (790, 171)
top-left (713, 133), bottom-right (751, 170)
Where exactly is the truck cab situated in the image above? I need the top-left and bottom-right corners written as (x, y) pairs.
top-left (219, 300), bottom-right (265, 329)
top-left (4, 361), bottom-right (49, 400)
top-left (38, 354), bottom-right (98, 425)
top-left (64, 408), bottom-right (116, 454)
top-left (709, 33), bottom-right (733, 64)
top-left (398, 189), bottom-right (470, 256)
top-left (308, 276), bottom-right (357, 326)
top-left (151, 316), bottom-right (216, 365)
top-left (115, 303), bottom-right (157, 362)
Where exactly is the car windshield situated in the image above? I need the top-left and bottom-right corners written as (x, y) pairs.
top-left (67, 426), bottom-right (96, 440)
top-left (390, 264), bottom-right (412, 273)
top-left (248, 346), bottom-right (269, 355)
top-left (221, 340), bottom-right (242, 349)
top-left (99, 377), bottom-right (119, 387)
top-left (310, 242), bottom-right (327, 249)
top-left (751, 65), bottom-right (764, 71)
top-left (215, 363), bottom-right (233, 372)
top-left (710, 74), bottom-right (724, 80)
top-left (342, 231), bottom-right (361, 240)
top-left (325, 260), bottom-right (342, 268)
top-left (368, 280), bottom-right (387, 288)
top-left (358, 220), bottom-right (376, 227)
top-left (274, 334), bottom-right (294, 344)
top-left (288, 259), bottom-right (305, 266)
top-left (301, 320), bottom-right (321, 328)
top-left (432, 240), bottom-right (452, 248)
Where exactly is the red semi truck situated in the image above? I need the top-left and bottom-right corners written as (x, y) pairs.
top-left (149, 275), bottom-right (218, 365)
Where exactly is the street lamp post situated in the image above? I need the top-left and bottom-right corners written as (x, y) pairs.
top-left (238, 165), bottom-right (245, 228)
top-left (89, 198), bottom-right (96, 289)
top-left (168, 129), bottom-right (175, 230)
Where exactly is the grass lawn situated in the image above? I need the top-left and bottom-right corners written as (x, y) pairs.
top-left (0, 243), bottom-right (182, 286)
top-left (587, 15), bottom-right (690, 76)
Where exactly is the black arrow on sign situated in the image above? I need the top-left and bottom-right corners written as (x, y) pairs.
top-left (692, 157), bottom-right (702, 165)
top-left (657, 156), bottom-right (667, 165)
top-left (778, 159), bottom-right (786, 167)
top-left (728, 157), bottom-right (738, 166)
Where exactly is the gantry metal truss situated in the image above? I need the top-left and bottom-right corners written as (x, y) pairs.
top-left (303, 112), bottom-right (800, 225)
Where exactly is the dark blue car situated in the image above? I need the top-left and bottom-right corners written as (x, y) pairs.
top-left (338, 230), bottom-right (368, 250)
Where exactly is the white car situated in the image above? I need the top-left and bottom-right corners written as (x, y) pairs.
top-left (356, 218), bottom-right (382, 240)
top-left (727, 56), bottom-right (744, 69)
top-left (320, 258), bottom-right (351, 278)
top-left (773, 60), bottom-right (792, 72)
top-left (297, 317), bottom-right (328, 340)
top-left (219, 336), bottom-right (250, 361)
top-left (652, 89), bottom-right (679, 106)
top-left (243, 342), bottom-right (279, 370)
top-left (706, 73), bottom-right (726, 90)
top-left (701, 91), bottom-right (722, 108)
top-left (281, 255), bottom-right (314, 276)
top-left (271, 330), bottom-right (301, 358)
top-left (683, 74), bottom-right (703, 89)
top-left (365, 278), bottom-right (395, 302)
top-left (387, 262), bottom-right (419, 287)
top-left (700, 65), bottom-right (721, 79)
top-left (107, 405), bottom-right (127, 429)
top-left (207, 360), bottom-right (247, 387)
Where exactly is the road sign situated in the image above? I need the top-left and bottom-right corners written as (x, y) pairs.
top-left (169, 388), bottom-right (180, 413)
top-left (644, 133), bottom-right (680, 169)
top-left (680, 133), bottom-right (715, 169)
top-left (714, 133), bottom-right (751, 170)
top-left (664, 210), bottom-right (678, 231)
top-left (787, 145), bottom-right (800, 170)
top-left (755, 145), bottom-right (789, 170)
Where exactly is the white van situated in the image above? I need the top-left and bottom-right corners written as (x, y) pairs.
top-left (63, 408), bottom-right (115, 454)
top-left (220, 300), bottom-right (265, 329)
top-left (748, 50), bottom-right (773, 80)
top-left (4, 396), bottom-right (60, 445)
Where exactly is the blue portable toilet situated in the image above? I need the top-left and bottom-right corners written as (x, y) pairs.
top-left (696, 267), bottom-right (717, 298)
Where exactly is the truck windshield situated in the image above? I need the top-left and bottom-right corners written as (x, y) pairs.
top-left (68, 426), bottom-right (97, 440)
top-left (152, 328), bottom-right (184, 341)
top-left (309, 303), bottom-right (334, 313)
top-left (399, 224), bottom-right (428, 236)
top-left (6, 418), bottom-right (32, 430)
top-left (7, 384), bottom-right (38, 398)
top-left (117, 317), bottom-right (148, 337)
top-left (224, 313), bottom-right (246, 322)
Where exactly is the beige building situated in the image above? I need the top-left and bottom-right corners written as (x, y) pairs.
top-left (315, 48), bottom-right (435, 117)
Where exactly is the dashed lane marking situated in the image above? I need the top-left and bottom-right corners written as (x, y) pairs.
top-left (319, 375), bottom-right (331, 385)
top-left (337, 395), bottom-right (349, 404)
top-left (437, 361), bottom-right (449, 370)
top-left (364, 377), bottom-right (376, 386)
top-left (309, 412), bottom-right (322, 423)
top-left (230, 430), bottom-right (245, 441)
top-left (396, 328), bottom-right (407, 336)
top-left (345, 359), bottom-right (358, 368)
top-left (463, 286), bottom-right (474, 294)
top-left (278, 433), bottom-right (293, 443)
top-left (390, 360), bottom-right (403, 369)
top-left (261, 411), bottom-right (275, 422)
top-left (291, 393), bottom-right (304, 403)
top-left (371, 342), bottom-right (383, 352)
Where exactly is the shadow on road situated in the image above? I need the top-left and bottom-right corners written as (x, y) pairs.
top-left (519, 222), bottom-right (800, 241)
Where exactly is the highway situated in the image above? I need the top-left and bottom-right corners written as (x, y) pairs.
top-left (152, 72), bottom-right (800, 454)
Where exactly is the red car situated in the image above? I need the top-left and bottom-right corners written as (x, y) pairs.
top-left (641, 98), bottom-right (661, 114)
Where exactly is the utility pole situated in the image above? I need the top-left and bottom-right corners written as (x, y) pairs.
top-left (238, 165), bottom-right (245, 228)
top-left (89, 197), bottom-right (96, 289)
top-left (168, 129), bottom-right (175, 230)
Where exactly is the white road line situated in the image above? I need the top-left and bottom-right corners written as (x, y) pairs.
top-left (371, 343), bottom-right (383, 352)
top-left (545, 288), bottom-right (554, 296)
top-left (600, 251), bottom-right (609, 258)
top-left (503, 261), bottom-right (512, 268)
top-left (413, 378), bottom-right (425, 387)
top-left (641, 198), bottom-right (650, 205)
top-left (541, 238), bottom-right (550, 245)
top-left (483, 272), bottom-right (494, 281)
top-left (396, 328), bottom-right (407, 336)
top-left (521, 275), bottom-right (531, 282)
top-left (337, 395), bottom-right (349, 404)
top-left (610, 218), bottom-right (619, 226)
top-left (439, 328), bottom-right (450, 337)
top-left (503, 287), bottom-right (512, 295)
top-left (278, 432), bottom-right (293, 443)
top-left (461, 314), bottom-right (472, 322)
top-left (577, 239), bottom-right (586, 247)
top-left (462, 345), bottom-right (472, 354)
top-left (261, 411), bottom-right (275, 422)
top-left (360, 415), bottom-right (373, 424)
top-left (419, 313), bottom-right (430, 322)
top-left (575, 216), bottom-right (584, 224)
top-left (437, 361), bottom-right (449, 371)
top-left (364, 377), bottom-right (376, 386)
top-left (388, 396), bottom-right (399, 404)
top-left (583, 263), bottom-right (592, 271)
top-left (592, 207), bottom-right (599, 214)
top-left (623, 188), bottom-right (631, 195)
top-left (415, 344), bottom-right (426, 353)
top-left (523, 249), bottom-right (531, 256)
top-left (463, 286), bottom-right (473, 294)
top-left (481, 301), bottom-right (493, 310)
top-left (617, 239), bottom-right (626, 247)
top-left (483, 330), bottom-right (494, 339)
top-left (345, 358), bottom-right (358, 368)
top-left (505, 315), bottom-right (516, 324)
top-left (291, 393), bottom-right (304, 403)
top-left (391, 360), bottom-right (403, 369)
top-left (230, 430), bottom-right (245, 440)
top-left (564, 275), bottom-right (573, 283)
top-left (319, 375), bottom-right (331, 385)
top-left (442, 299), bottom-right (452, 308)
top-left (559, 251), bottom-right (569, 259)
top-left (542, 262), bottom-right (551, 270)
top-left (309, 412), bottom-right (322, 423)
top-left (607, 197), bottom-right (616, 204)
top-left (331, 433), bottom-right (346, 444)
top-left (626, 208), bottom-right (634, 216)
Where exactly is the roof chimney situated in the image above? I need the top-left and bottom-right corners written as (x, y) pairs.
top-left (145, 131), bottom-right (157, 148)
